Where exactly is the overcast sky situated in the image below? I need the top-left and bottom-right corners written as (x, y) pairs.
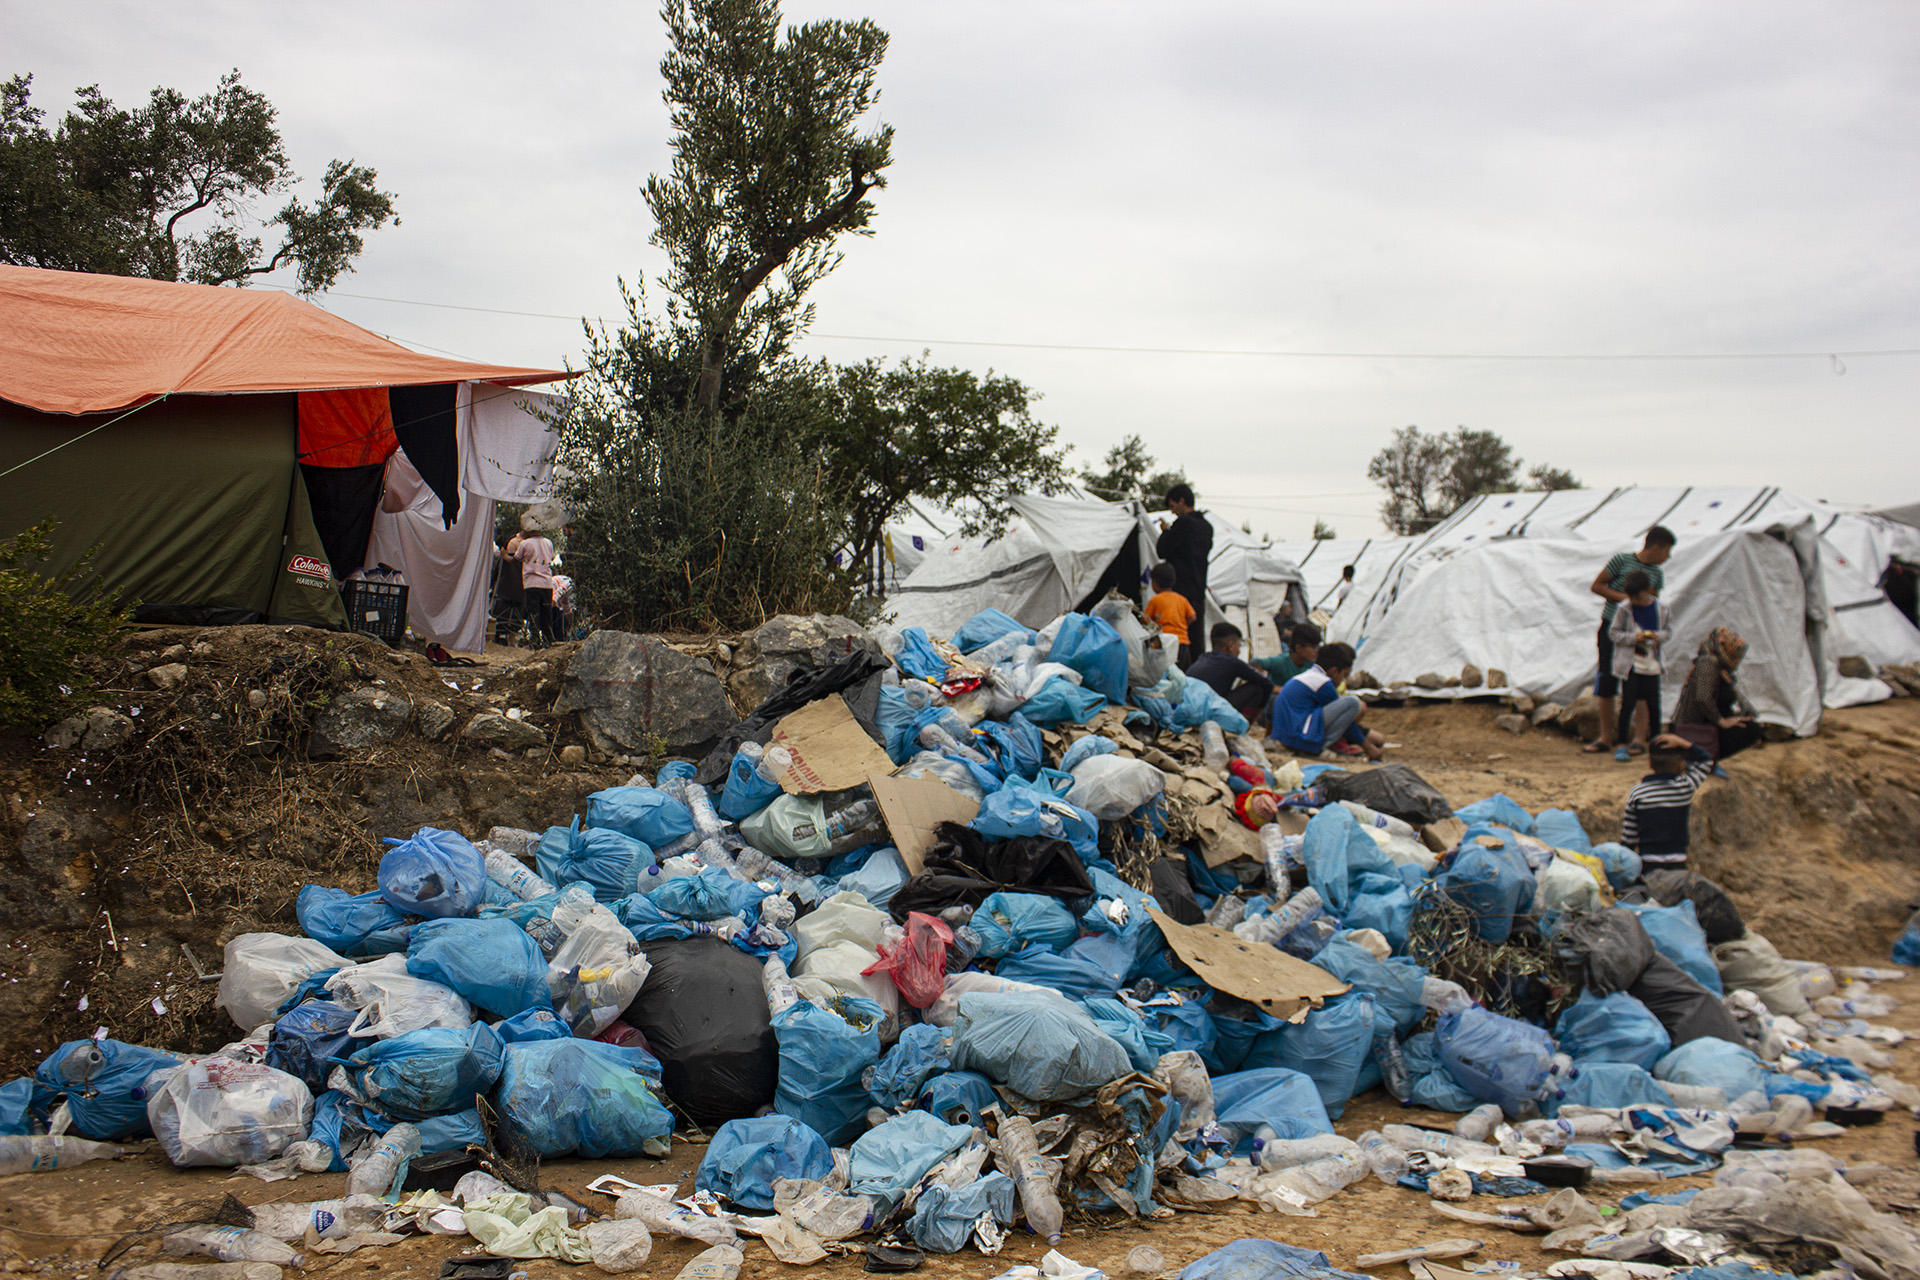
top-left (9, 1), bottom-right (1917, 538)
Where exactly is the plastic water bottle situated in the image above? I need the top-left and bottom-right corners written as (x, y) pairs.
top-left (919, 722), bottom-right (993, 766)
top-left (674, 1245), bottom-right (745, 1280)
top-left (1453, 1103), bottom-right (1504, 1143)
top-left (681, 782), bottom-right (727, 840)
top-left (1337, 800), bottom-right (1417, 840)
top-left (345, 1122), bottom-right (419, 1197)
top-left (1199, 721), bottom-right (1229, 771)
top-left (1261, 824), bottom-right (1292, 897)
top-left (1205, 894), bottom-right (1248, 929)
top-left (763, 955), bottom-right (800, 1017)
top-left (1355, 1130), bottom-right (1409, 1184)
top-left (248, 1195), bottom-right (388, 1241)
top-left (692, 836), bottom-right (742, 877)
top-left (1421, 976), bottom-right (1473, 1014)
top-left (1537, 1052), bottom-right (1579, 1107)
top-left (947, 925), bottom-right (982, 973)
top-left (484, 849), bottom-right (556, 900)
top-left (1381, 1124), bottom-right (1497, 1162)
top-left (0, 1134), bottom-right (122, 1175)
top-left (731, 845), bottom-right (818, 901)
top-left (1254, 1133), bottom-right (1354, 1171)
top-left (615, 1190), bottom-right (739, 1246)
top-left (965, 633), bottom-right (1029, 669)
top-left (824, 798), bottom-right (885, 854)
top-left (996, 1112), bottom-right (1064, 1244)
top-left (162, 1226), bottom-right (303, 1266)
top-left (1233, 886), bottom-right (1324, 946)
top-left (1378, 1034), bottom-right (1414, 1104)
top-left (1257, 1147), bottom-right (1367, 1203)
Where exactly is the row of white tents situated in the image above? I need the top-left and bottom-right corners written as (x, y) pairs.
top-left (883, 485), bottom-right (1920, 738)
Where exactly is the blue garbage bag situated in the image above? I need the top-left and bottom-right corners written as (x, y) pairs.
top-left (994, 943), bottom-right (1123, 1002)
top-left (647, 868), bottom-right (739, 921)
top-left (1208, 1003), bottom-right (1288, 1075)
top-left (1246, 994), bottom-right (1375, 1119)
top-left (848, 1111), bottom-right (974, 1210)
top-left (1020, 675), bottom-right (1107, 726)
top-left (952, 609), bottom-right (1035, 653)
top-left (1082, 998), bottom-right (1159, 1074)
top-left (303, 1090), bottom-right (362, 1172)
top-left (656, 760), bottom-right (697, 785)
top-left (583, 786), bottom-right (695, 848)
top-left (1544, 1063), bottom-right (1674, 1115)
top-left (297, 886), bottom-right (411, 957)
top-left (1434, 824), bottom-right (1536, 943)
top-left (1311, 938), bottom-right (1427, 1035)
top-left (492, 1038), bottom-right (670, 1159)
top-left (874, 685), bottom-right (919, 764)
top-left (866, 1023), bottom-right (951, 1110)
top-left (1060, 735), bottom-right (1118, 772)
top-left (544, 819), bottom-right (654, 903)
top-left (948, 991), bottom-right (1131, 1101)
top-left (266, 1000), bottom-right (362, 1093)
top-left (1590, 842), bottom-right (1643, 891)
top-left (971, 892), bottom-right (1081, 959)
top-left (1300, 805), bottom-right (1397, 915)
top-left (1652, 1038), bottom-right (1769, 1100)
top-left (1138, 998), bottom-right (1218, 1064)
top-left (918, 1071), bottom-right (999, 1125)
top-left (33, 1039), bottom-right (184, 1141)
top-left (1342, 875), bottom-right (1415, 953)
top-left (895, 628), bottom-right (950, 682)
top-left (773, 995), bottom-right (883, 1146)
top-left (1051, 613), bottom-right (1130, 703)
top-left (0, 1077), bottom-right (33, 1136)
top-left (346, 1022), bottom-right (505, 1120)
top-left (975, 713), bottom-right (1044, 781)
top-left (407, 917), bottom-right (551, 1019)
top-left (1209, 1068), bottom-right (1334, 1149)
top-left (839, 846), bottom-right (910, 909)
top-left (1452, 794), bottom-right (1536, 834)
top-left (1533, 809), bottom-right (1592, 853)
top-left (697, 1113), bottom-right (834, 1210)
top-left (495, 1007), bottom-right (569, 1043)
top-left (971, 787), bottom-right (1101, 866)
top-left (1555, 991), bottom-right (1671, 1071)
top-left (718, 745), bottom-right (785, 821)
top-left (1403, 1031), bottom-right (1481, 1112)
top-left (1171, 675), bottom-right (1251, 735)
top-left (379, 827), bottom-right (487, 919)
top-left (1623, 900), bottom-right (1722, 994)
top-left (1894, 914), bottom-right (1920, 966)
top-left (908, 1171), bottom-right (1015, 1253)
top-left (1180, 1239), bottom-right (1369, 1280)
top-left (1436, 1005), bottom-right (1556, 1116)
top-left (417, 1107), bottom-right (489, 1153)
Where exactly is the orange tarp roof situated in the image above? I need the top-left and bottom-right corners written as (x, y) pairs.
top-left (0, 265), bottom-right (576, 416)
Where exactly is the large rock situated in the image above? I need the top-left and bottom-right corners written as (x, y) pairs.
top-left (416, 700), bottom-right (457, 742)
top-left (1883, 662), bottom-right (1920, 696)
top-left (1460, 664), bottom-right (1484, 689)
top-left (1531, 701), bottom-right (1565, 727)
top-left (464, 712), bottom-right (546, 751)
top-left (555, 630), bottom-right (737, 757)
top-left (146, 662), bottom-right (188, 691)
top-left (1414, 672), bottom-right (1446, 690)
top-left (308, 686), bottom-right (412, 759)
top-left (44, 707), bottom-right (135, 752)
top-left (1837, 655), bottom-right (1875, 680)
top-left (1564, 692), bottom-right (1602, 742)
top-left (727, 614), bottom-right (881, 710)
top-left (1493, 713), bottom-right (1530, 735)
top-left (1486, 668), bottom-right (1508, 690)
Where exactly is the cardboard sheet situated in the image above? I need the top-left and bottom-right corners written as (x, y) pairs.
top-left (1421, 816), bottom-right (1467, 854)
top-left (1192, 803), bottom-right (1264, 868)
top-left (868, 772), bottom-right (980, 876)
top-left (1146, 907), bottom-right (1349, 1021)
top-left (769, 697), bottom-right (896, 794)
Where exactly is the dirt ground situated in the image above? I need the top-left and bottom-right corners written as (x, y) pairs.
top-left (3, 633), bottom-right (1920, 1277)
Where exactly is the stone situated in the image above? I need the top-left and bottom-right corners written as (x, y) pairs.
top-left (159, 644), bottom-right (189, 661)
top-left (1531, 701), bottom-right (1565, 726)
top-left (43, 707), bottom-right (135, 752)
top-left (1564, 692), bottom-right (1603, 742)
top-left (726, 614), bottom-right (882, 711)
top-left (415, 700), bottom-right (457, 742)
top-left (1493, 713), bottom-right (1530, 735)
top-left (191, 641), bottom-right (214, 655)
top-left (146, 662), bottom-right (188, 690)
top-left (1460, 664), bottom-right (1484, 689)
top-left (559, 744), bottom-right (587, 766)
top-left (1413, 672), bottom-right (1446, 690)
top-left (1837, 655), bottom-right (1876, 680)
top-left (555, 630), bottom-right (739, 757)
top-left (463, 710), bottom-right (547, 751)
top-left (1347, 670), bottom-right (1380, 690)
top-left (1883, 662), bottom-right (1920, 696)
top-left (247, 689), bottom-right (268, 710)
top-left (308, 686), bottom-right (412, 759)
top-left (1510, 694), bottom-right (1535, 715)
top-left (1443, 676), bottom-right (1461, 688)
top-left (1487, 668), bottom-right (1508, 689)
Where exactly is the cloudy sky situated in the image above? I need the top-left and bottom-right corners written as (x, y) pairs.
top-left (9, 1), bottom-right (1917, 538)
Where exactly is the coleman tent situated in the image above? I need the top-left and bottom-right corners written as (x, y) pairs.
top-left (0, 266), bottom-right (573, 646)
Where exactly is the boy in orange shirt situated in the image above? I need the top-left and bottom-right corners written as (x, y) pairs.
top-left (1144, 562), bottom-right (1198, 667)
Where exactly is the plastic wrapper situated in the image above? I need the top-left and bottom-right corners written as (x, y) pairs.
top-left (493, 1039), bottom-right (671, 1159)
top-left (325, 954), bottom-right (473, 1038)
top-left (216, 933), bottom-right (350, 1031)
top-left (146, 1059), bottom-right (313, 1168)
top-left (378, 827), bottom-right (486, 919)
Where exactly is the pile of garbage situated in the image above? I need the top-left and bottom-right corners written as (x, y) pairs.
top-left (4, 602), bottom-right (1919, 1280)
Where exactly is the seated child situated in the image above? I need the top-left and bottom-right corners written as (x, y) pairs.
top-left (1187, 622), bottom-right (1276, 719)
top-left (1269, 642), bottom-right (1386, 761)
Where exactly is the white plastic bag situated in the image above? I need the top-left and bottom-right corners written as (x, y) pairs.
top-left (791, 892), bottom-right (899, 1025)
top-left (146, 1058), bottom-right (314, 1168)
top-left (1065, 755), bottom-right (1165, 820)
top-left (215, 933), bottom-right (350, 1031)
top-left (547, 890), bottom-right (651, 1037)
top-left (325, 954), bottom-right (472, 1038)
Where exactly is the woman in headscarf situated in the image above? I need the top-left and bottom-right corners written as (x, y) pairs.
top-left (1670, 627), bottom-right (1762, 759)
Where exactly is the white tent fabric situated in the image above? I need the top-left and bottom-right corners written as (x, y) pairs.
top-left (1177, 513), bottom-right (1308, 659)
top-left (1265, 536), bottom-right (1417, 615)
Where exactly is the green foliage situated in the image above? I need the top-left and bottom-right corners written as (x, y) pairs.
top-left (1441, 428), bottom-right (1519, 508)
top-left (0, 520), bottom-right (130, 728)
top-left (648, 0), bottom-right (893, 413)
top-left (1367, 425), bottom-right (1576, 534)
top-left (1528, 463), bottom-right (1583, 491)
top-left (1080, 434), bottom-right (1189, 506)
top-left (1313, 518), bottom-right (1338, 540)
top-left (0, 70), bottom-right (396, 292)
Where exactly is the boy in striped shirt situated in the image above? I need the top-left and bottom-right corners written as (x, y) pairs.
top-left (1621, 732), bottom-right (1716, 870)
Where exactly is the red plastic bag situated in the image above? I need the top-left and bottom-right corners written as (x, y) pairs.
top-left (863, 912), bottom-right (954, 1009)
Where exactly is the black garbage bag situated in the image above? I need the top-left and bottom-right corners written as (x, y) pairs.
top-left (1149, 857), bottom-right (1205, 925)
top-left (1644, 870), bottom-right (1746, 945)
top-left (1321, 763), bottom-right (1454, 827)
top-left (621, 937), bottom-right (777, 1124)
top-left (1628, 952), bottom-right (1747, 1048)
top-left (694, 649), bottom-right (895, 785)
top-left (1554, 906), bottom-right (1657, 995)
top-left (887, 822), bottom-right (1096, 923)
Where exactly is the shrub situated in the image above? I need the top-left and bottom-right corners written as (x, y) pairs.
top-left (0, 520), bottom-right (131, 727)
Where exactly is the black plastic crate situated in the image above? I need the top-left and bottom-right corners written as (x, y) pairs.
top-left (345, 579), bottom-right (409, 645)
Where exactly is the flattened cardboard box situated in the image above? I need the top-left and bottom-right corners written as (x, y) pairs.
top-left (1147, 907), bottom-right (1348, 1022)
top-left (868, 772), bottom-right (979, 877)
top-left (769, 696), bottom-right (895, 794)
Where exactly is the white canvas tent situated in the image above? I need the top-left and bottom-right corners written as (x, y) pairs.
top-left (1323, 485), bottom-right (1920, 734)
top-left (1141, 510), bottom-right (1311, 659)
top-left (1265, 535), bottom-right (1417, 616)
top-left (886, 493), bottom-right (1153, 637)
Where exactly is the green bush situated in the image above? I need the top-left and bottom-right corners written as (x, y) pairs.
top-left (0, 520), bottom-right (131, 727)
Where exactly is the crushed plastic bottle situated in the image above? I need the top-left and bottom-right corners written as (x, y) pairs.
top-left (1354, 1130), bottom-right (1409, 1184)
top-left (947, 925), bottom-right (983, 973)
top-left (778, 1182), bottom-right (875, 1240)
top-left (763, 955), bottom-right (801, 1017)
top-left (484, 849), bottom-right (557, 901)
top-left (824, 799), bottom-right (885, 855)
top-left (1260, 824), bottom-right (1292, 898)
top-left (1205, 895), bottom-right (1248, 929)
top-left (1453, 1103), bottom-right (1504, 1143)
top-left (919, 721), bottom-right (993, 767)
top-left (680, 782), bottom-right (727, 841)
top-left (1254, 1145), bottom-right (1368, 1205)
top-left (995, 1111), bottom-right (1064, 1244)
top-left (693, 836), bottom-right (743, 877)
top-left (247, 1195), bottom-right (388, 1241)
top-left (1199, 721), bottom-right (1230, 771)
top-left (0, 1134), bottom-right (123, 1175)
top-left (1381, 1124), bottom-right (1499, 1162)
top-left (731, 845), bottom-right (817, 901)
top-left (344, 1122), bottom-right (419, 1198)
top-left (1127, 1246), bottom-right (1166, 1275)
top-left (674, 1245), bottom-right (744, 1280)
top-left (1253, 1133), bottom-right (1355, 1171)
top-left (615, 1189), bottom-right (740, 1246)
top-left (162, 1227), bottom-right (303, 1267)
top-left (1233, 886), bottom-right (1324, 947)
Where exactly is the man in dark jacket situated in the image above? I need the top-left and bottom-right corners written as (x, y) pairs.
top-left (1156, 482), bottom-right (1213, 665)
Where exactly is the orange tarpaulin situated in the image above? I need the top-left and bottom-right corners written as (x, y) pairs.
top-left (0, 265), bottom-right (574, 415)
top-left (298, 388), bottom-right (398, 468)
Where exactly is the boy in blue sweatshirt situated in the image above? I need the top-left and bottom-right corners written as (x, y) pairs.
top-left (1269, 642), bottom-right (1386, 761)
